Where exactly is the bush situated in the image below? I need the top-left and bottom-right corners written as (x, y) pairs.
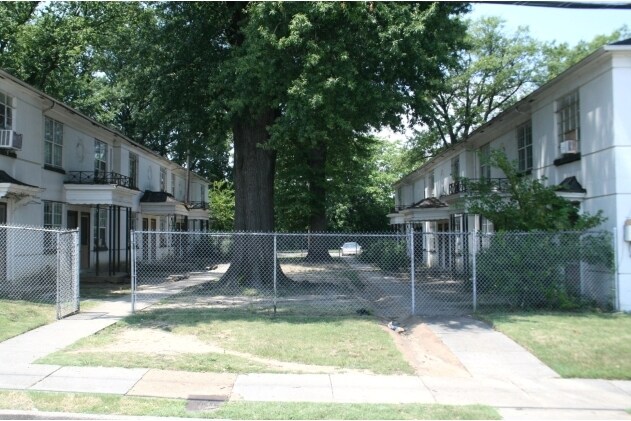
top-left (360, 239), bottom-right (409, 271)
top-left (476, 231), bottom-right (614, 310)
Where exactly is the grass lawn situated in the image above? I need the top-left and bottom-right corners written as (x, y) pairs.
top-left (0, 390), bottom-right (499, 420)
top-left (480, 312), bottom-right (631, 379)
top-left (39, 307), bottom-right (413, 374)
top-left (0, 299), bottom-right (55, 342)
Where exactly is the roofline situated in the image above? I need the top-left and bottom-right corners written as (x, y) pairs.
top-left (395, 43), bottom-right (627, 187)
top-left (0, 69), bottom-right (211, 185)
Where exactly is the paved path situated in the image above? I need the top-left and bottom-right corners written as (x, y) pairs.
top-left (0, 297), bottom-right (630, 420)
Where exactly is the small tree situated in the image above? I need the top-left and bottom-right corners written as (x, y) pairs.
top-left (464, 150), bottom-right (611, 309)
top-left (463, 150), bottom-right (604, 231)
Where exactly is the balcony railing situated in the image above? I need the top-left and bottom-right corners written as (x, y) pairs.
top-left (65, 171), bottom-right (136, 189)
top-left (449, 178), bottom-right (509, 195)
top-left (186, 201), bottom-right (209, 210)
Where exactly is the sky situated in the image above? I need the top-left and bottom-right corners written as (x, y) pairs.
top-left (469, 2), bottom-right (631, 46)
top-left (378, 2), bottom-right (631, 143)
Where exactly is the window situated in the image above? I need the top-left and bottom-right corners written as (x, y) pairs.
top-left (43, 201), bottom-right (62, 253)
top-left (160, 167), bottom-right (167, 192)
top-left (0, 92), bottom-right (13, 130)
top-left (160, 218), bottom-right (167, 247)
top-left (517, 122), bottom-right (533, 173)
top-left (427, 173), bottom-right (435, 197)
top-left (171, 173), bottom-right (175, 196)
top-left (44, 117), bottom-right (63, 168)
top-left (557, 91), bottom-right (580, 148)
top-left (129, 153), bottom-right (138, 189)
top-left (479, 144), bottom-right (491, 180)
top-left (451, 156), bottom-right (460, 180)
top-left (94, 139), bottom-right (108, 176)
top-left (93, 206), bottom-right (107, 250)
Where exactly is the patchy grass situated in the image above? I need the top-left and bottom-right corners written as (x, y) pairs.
top-left (80, 282), bottom-right (130, 300)
top-left (0, 390), bottom-right (500, 420)
top-left (0, 299), bottom-right (55, 342)
top-left (479, 312), bottom-right (631, 379)
top-left (39, 307), bottom-right (412, 374)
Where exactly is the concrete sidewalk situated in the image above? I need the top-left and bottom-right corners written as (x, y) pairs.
top-left (0, 299), bottom-right (630, 420)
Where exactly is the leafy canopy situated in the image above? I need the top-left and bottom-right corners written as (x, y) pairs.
top-left (463, 150), bottom-right (604, 231)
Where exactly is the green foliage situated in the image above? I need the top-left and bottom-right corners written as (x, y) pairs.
top-left (464, 150), bottom-right (605, 231)
top-left (407, 19), bottom-right (629, 160)
top-left (537, 26), bottom-right (630, 84)
top-left (476, 231), bottom-right (614, 310)
top-left (360, 239), bottom-right (409, 272)
top-left (209, 180), bottom-right (235, 231)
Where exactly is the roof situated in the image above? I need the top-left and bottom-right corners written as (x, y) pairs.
top-left (610, 37), bottom-right (631, 46)
top-left (556, 176), bottom-right (586, 193)
top-left (0, 69), bottom-right (211, 185)
top-left (395, 37), bottom-right (631, 188)
top-left (139, 190), bottom-right (179, 203)
top-left (0, 171), bottom-right (38, 188)
top-left (408, 197), bottom-right (449, 209)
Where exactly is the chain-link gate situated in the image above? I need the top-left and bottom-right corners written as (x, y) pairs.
top-left (0, 225), bottom-right (80, 320)
top-left (131, 229), bottom-right (616, 318)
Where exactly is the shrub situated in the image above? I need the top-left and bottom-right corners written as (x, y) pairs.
top-left (360, 239), bottom-right (409, 271)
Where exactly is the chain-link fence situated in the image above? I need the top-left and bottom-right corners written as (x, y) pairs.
top-left (0, 225), bottom-right (80, 319)
top-left (131, 229), bottom-right (616, 318)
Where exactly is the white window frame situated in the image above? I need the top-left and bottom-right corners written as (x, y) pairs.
top-left (93, 206), bottom-right (108, 250)
top-left (43, 201), bottom-right (63, 254)
top-left (160, 167), bottom-right (167, 192)
top-left (171, 173), bottom-right (176, 196)
top-left (517, 121), bottom-right (533, 173)
top-left (451, 156), bottom-right (460, 180)
top-left (44, 117), bottom-right (63, 168)
top-left (0, 92), bottom-right (13, 130)
top-left (94, 139), bottom-right (108, 175)
top-left (427, 173), bottom-right (435, 198)
top-left (129, 152), bottom-right (138, 188)
top-left (557, 91), bottom-right (580, 149)
top-left (479, 144), bottom-right (491, 180)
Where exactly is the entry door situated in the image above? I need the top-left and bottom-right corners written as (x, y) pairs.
top-left (0, 203), bottom-right (6, 280)
top-left (150, 219), bottom-right (157, 260)
top-left (437, 221), bottom-right (449, 269)
top-left (142, 218), bottom-right (149, 260)
top-left (80, 213), bottom-right (90, 269)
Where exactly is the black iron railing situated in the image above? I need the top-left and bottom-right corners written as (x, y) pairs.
top-left (186, 201), bottom-right (209, 210)
top-left (449, 178), bottom-right (509, 195)
top-left (65, 171), bottom-right (136, 189)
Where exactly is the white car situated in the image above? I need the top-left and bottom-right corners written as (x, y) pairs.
top-left (340, 242), bottom-right (362, 256)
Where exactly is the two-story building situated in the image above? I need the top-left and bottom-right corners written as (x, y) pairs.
top-left (0, 69), bottom-right (211, 278)
top-left (388, 38), bottom-right (631, 311)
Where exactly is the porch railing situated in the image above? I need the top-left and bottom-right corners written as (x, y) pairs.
top-left (186, 201), bottom-right (209, 210)
top-left (449, 178), bottom-right (509, 195)
top-left (65, 171), bottom-right (136, 189)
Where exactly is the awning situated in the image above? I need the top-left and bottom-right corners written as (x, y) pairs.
top-left (390, 197), bottom-right (451, 224)
top-left (0, 171), bottom-right (43, 199)
top-left (64, 184), bottom-right (139, 207)
top-left (139, 190), bottom-right (188, 216)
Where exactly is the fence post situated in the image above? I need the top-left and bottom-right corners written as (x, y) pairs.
top-left (131, 230), bottom-right (136, 313)
top-left (55, 231), bottom-right (61, 319)
top-left (472, 232), bottom-right (477, 313)
top-left (74, 229), bottom-right (80, 313)
top-left (273, 233), bottom-right (277, 315)
top-left (410, 226), bottom-right (415, 315)
top-left (613, 227), bottom-right (620, 311)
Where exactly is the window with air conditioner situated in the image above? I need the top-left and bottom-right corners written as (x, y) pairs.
top-left (0, 92), bottom-right (21, 150)
top-left (557, 91), bottom-right (580, 154)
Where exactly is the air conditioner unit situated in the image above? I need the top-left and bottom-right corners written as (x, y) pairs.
top-left (560, 139), bottom-right (578, 155)
top-left (0, 130), bottom-right (23, 150)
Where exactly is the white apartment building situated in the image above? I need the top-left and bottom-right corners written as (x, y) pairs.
top-left (388, 38), bottom-right (631, 310)
top-left (0, 69), bottom-right (210, 277)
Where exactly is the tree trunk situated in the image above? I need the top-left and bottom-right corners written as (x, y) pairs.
top-left (305, 141), bottom-right (334, 262)
top-left (221, 108), bottom-right (289, 288)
